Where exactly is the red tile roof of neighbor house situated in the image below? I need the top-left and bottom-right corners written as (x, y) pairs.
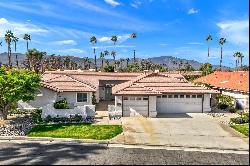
top-left (41, 70), bottom-right (215, 94)
top-left (112, 72), bottom-right (218, 95)
top-left (194, 71), bottom-right (249, 93)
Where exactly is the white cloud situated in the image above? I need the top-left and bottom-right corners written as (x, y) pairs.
top-left (0, 17), bottom-right (48, 38)
top-left (188, 8), bottom-right (199, 14)
top-left (104, 0), bottom-right (120, 7)
top-left (187, 42), bottom-right (203, 45)
top-left (56, 48), bottom-right (86, 54)
top-left (51, 40), bottom-right (77, 45)
top-left (160, 43), bottom-right (168, 46)
top-left (98, 34), bottom-right (131, 43)
top-left (217, 19), bottom-right (249, 45)
top-left (92, 45), bottom-right (135, 49)
top-left (130, 0), bottom-right (142, 8)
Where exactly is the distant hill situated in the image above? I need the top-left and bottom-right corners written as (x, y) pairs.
top-left (0, 52), bottom-right (232, 70)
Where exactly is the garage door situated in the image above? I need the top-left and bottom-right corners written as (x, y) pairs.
top-left (123, 96), bottom-right (148, 117)
top-left (157, 94), bottom-right (203, 114)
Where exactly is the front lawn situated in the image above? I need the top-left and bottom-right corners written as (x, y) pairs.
top-left (231, 124), bottom-right (249, 137)
top-left (27, 124), bottom-right (123, 140)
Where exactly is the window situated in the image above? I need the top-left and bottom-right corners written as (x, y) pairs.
top-left (124, 97), bottom-right (128, 100)
top-left (174, 95), bottom-right (178, 98)
top-left (192, 95), bottom-right (196, 98)
top-left (77, 93), bottom-right (87, 102)
top-left (197, 95), bottom-right (202, 98)
top-left (180, 95), bottom-right (184, 98)
top-left (186, 95), bottom-right (190, 98)
top-left (130, 97), bottom-right (135, 100)
top-left (136, 97), bottom-right (142, 100)
top-left (143, 97), bottom-right (148, 100)
top-left (157, 96), bottom-right (161, 98)
top-left (162, 95), bottom-right (168, 98)
top-left (168, 95), bottom-right (173, 98)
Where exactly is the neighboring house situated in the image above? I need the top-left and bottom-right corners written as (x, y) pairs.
top-left (112, 71), bottom-right (218, 117)
top-left (194, 71), bottom-right (249, 112)
top-left (23, 70), bottom-right (218, 118)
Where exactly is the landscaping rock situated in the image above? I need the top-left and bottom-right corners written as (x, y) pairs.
top-left (0, 117), bottom-right (35, 136)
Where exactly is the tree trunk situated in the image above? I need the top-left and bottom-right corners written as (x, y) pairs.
top-left (0, 105), bottom-right (9, 120)
top-left (133, 50), bottom-right (136, 62)
top-left (102, 59), bottom-right (103, 68)
top-left (207, 46), bottom-right (210, 63)
top-left (27, 41), bottom-right (29, 51)
top-left (16, 54), bottom-right (19, 68)
top-left (220, 47), bottom-right (222, 71)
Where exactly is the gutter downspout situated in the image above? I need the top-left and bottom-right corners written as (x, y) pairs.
top-left (122, 96), bottom-right (124, 117)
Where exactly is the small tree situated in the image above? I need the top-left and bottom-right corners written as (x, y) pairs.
top-left (199, 63), bottom-right (213, 76)
top-left (92, 93), bottom-right (97, 105)
top-left (0, 67), bottom-right (41, 120)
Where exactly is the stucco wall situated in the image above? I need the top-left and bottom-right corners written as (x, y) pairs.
top-left (28, 87), bottom-right (57, 108)
top-left (149, 96), bottom-right (157, 117)
top-left (57, 92), bottom-right (92, 107)
top-left (203, 94), bottom-right (211, 112)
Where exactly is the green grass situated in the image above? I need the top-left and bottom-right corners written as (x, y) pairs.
top-left (231, 123), bottom-right (249, 137)
top-left (27, 123), bottom-right (123, 140)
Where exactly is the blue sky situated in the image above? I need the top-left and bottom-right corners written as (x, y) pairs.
top-left (0, 0), bottom-right (249, 67)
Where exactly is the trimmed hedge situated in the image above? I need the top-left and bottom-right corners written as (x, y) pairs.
top-left (54, 99), bottom-right (69, 109)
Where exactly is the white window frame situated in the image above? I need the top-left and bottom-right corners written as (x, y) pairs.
top-left (76, 93), bottom-right (88, 103)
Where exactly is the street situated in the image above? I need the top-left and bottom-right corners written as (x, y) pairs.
top-left (0, 141), bottom-right (249, 165)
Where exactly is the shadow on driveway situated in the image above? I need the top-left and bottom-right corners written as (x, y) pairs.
top-left (156, 113), bottom-right (193, 118)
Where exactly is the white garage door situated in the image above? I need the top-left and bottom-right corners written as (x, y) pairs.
top-left (123, 96), bottom-right (148, 117)
top-left (157, 94), bottom-right (203, 114)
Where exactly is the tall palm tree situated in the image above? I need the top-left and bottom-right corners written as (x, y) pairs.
top-left (13, 36), bottom-right (19, 67)
top-left (103, 50), bottom-right (109, 67)
top-left (233, 52), bottom-right (239, 70)
top-left (4, 30), bottom-right (14, 68)
top-left (90, 36), bottom-right (97, 71)
top-left (131, 33), bottom-right (137, 62)
top-left (240, 54), bottom-right (244, 69)
top-left (219, 38), bottom-right (226, 70)
top-left (126, 58), bottom-right (130, 67)
top-left (111, 35), bottom-right (118, 45)
top-left (233, 52), bottom-right (243, 70)
top-left (100, 52), bottom-right (105, 69)
top-left (111, 50), bottom-right (116, 69)
top-left (206, 35), bottom-right (212, 63)
top-left (23, 34), bottom-right (31, 51)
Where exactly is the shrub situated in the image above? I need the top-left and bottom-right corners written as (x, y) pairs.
top-left (31, 109), bottom-right (43, 124)
top-left (216, 94), bottom-right (234, 109)
top-left (230, 115), bottom-right (249, 124)
top-left (54, 99), bottom-right (69, 109)
top-left (44, 114), bottom-right (83, 123)
top-left (228, 107), bottom-right (238, 113)
top-left (92, 93), bottom-right (97, 105)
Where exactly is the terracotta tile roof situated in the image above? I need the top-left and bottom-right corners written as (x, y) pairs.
top-left (42, 70), bottom-right (184, 91)
top-left (113, 72), bottom-right (218, 95)
top-left (194, 71), bottom-right (249, 93)
top-left (42, 75), bottom-right (96, 92)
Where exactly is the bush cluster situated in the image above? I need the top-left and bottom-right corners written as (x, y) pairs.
top-left (54, 99), bottom-right (69, 109)
top-left (44, 114), bottom-right (83, 123)
top-left (216, 94), bottom-right (234, 109)
top-left (230, 113), bottom-right (249, 124)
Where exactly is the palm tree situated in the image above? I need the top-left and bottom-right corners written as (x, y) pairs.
top-left (111, 50), bottom-right (116, 69)
top-left (126, 58), bottom-right (130, 67)
top-left (82, 57), bottom-right (89, 70)
top-left (23, 34), bottom-right (31, 51)
top-left (206, 35), bottom-right (212, 63)
top-left (240, 54), bottom-right (244, 69)
top-left (90, 36), bottom-right (97, 71)
top-left (4, 30), bottom-right (14, 68)
top-left (103, 50), bottom-right (109, 67)
top-left (131, 33), bottom-right (137, 62)
top-left (233, 52), bottom-right (243, 70)
top-left (111, 35), bottom-right (118, 45)
top-left (13, 36), bottom-right (19, 67)
top-left (64, 57), bottom-right (71, 69)
top-left (120, 58), bottom-right (125, 69)
top-left (100, 52), bottom-right (105, 69)
top-left (219, 38), bottom-right (226, 70)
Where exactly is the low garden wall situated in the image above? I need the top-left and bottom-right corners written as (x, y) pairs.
top-left (41, 104), bottom-right (95, 119)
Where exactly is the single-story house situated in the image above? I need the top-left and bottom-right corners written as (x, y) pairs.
top-left (194, 71), bottom-right (249, 112)
top-left (23, 70), bottom-right (219, 118)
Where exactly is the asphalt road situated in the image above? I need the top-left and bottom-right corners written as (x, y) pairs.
top-left (0, 141), bottom-right (249, 165)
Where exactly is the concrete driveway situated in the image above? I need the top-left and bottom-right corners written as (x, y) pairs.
top-left (111, 113), bottom-right (249, 151)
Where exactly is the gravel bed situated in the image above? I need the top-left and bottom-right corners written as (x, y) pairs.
top-left (0, 117), bottom-right (35, 136)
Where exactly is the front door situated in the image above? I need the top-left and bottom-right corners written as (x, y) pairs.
top-left (105, 85), bottom-right (114, 101)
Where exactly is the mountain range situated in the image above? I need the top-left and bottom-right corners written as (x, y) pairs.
top-left (0, 52), bottom-right (232, 70)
